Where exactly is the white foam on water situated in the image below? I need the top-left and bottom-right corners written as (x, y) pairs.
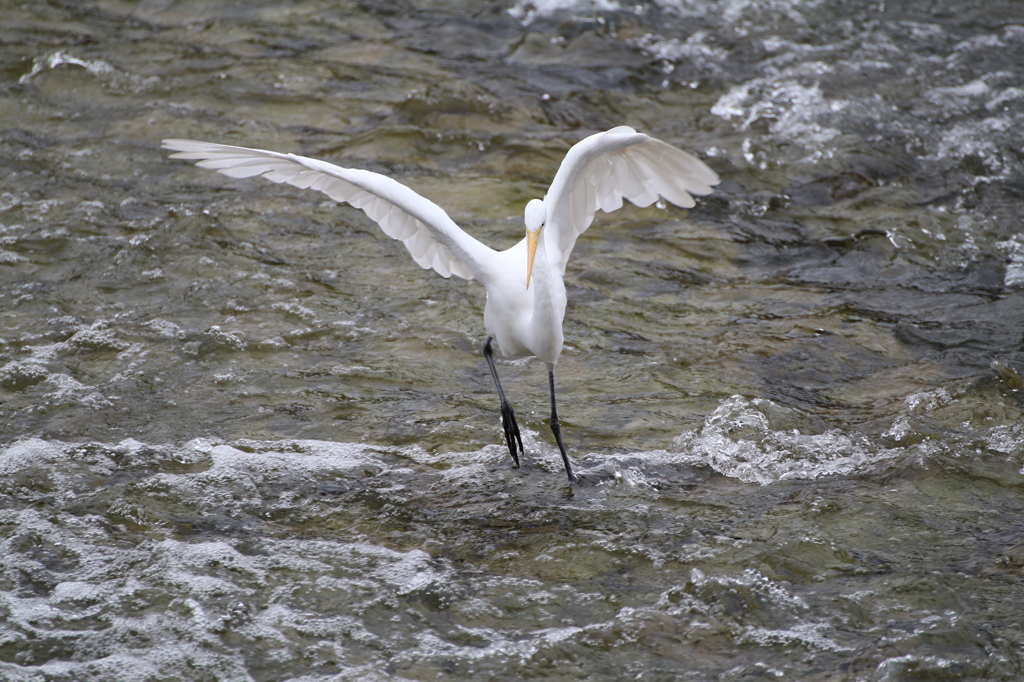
top-left (17, 49), bottom-right (159, 93)
top-left (931, 116), bottom-right (1012, 175)
top-left (712, 77), bottom-right (846, 163)
top-left (668, 395), bottom-right (899, 485)
top-left (0, 441), bottom-right (464, 680)
top-left (742, 621), bottom-right (850, 652)
top-left (507, 0), bottom-right (624, 25)
top-left (0, 416), bottom-right (1008, 679)
top-left (388, 564), bottom-right (827, 673)
top-left (874, 654), bottom-right (963, 682)
top-left (997, 236), bottom-right (1024, 287)
top-left (18, 50), bottom-right (116, 85)
top-left (672, 390), bottom-right (1023, 486)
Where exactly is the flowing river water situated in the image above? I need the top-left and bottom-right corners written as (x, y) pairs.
top-left (2, 1), bottom-right (1024, 680)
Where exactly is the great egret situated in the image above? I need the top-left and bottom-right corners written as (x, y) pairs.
top-left (163, 127), bottom-right (719, 483)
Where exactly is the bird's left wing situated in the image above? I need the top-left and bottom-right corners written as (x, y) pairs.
top-left (542, 126), bottom-right (719, 272)
top-left (162, 139), bottom-right (495, 280)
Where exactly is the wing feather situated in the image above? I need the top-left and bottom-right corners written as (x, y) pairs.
top-left (596, 165), bottom-right (624, 213)
top-left (163, 139), bottom-right (494, 281)
top-left (543, 126), bottom-right (719, 271)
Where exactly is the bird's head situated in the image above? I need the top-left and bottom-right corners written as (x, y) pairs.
top-left (524, 199), bottom-right (546, 288)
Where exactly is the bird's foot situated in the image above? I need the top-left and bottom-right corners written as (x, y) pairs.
top-left (500, 400), bottom-right (524, 468)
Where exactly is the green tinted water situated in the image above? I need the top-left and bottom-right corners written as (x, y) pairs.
top-left (2, 1), bottom-right (1024, 680)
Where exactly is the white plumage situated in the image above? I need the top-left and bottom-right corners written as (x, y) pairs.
top-left (163, 126), bottom-right (719, 483)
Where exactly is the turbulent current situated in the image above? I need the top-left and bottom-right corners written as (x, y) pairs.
top-left (2, 1), bottom-right (1024, 680)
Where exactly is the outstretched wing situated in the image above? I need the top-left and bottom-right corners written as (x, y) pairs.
top-left (542, 126), bottom-right (719, 272)
top-left (162, 139), bottom-right (495, 280)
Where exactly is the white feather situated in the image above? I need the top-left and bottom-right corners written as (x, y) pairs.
top-left (542, 126), bottom-right (719, 272)
top-left (162, 139), bottom-right (492, 281)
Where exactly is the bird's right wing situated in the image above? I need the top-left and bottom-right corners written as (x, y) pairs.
top-left (543, 126), bottom-right (720, 272)
top-left (162, 139), bottom-right (494, 280)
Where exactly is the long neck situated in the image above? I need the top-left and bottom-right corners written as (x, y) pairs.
top-left (528, 231), bottom-right (567, 365)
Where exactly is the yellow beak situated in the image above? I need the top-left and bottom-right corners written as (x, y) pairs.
top-left (526, 230), bottom-right (539, 289)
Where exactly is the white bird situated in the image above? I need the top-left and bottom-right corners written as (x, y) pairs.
top-left (163, 126), bottom-right (719, 483)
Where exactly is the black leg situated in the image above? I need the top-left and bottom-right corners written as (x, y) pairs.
top-left (483, 336), bottom-right (523, 468)
top-left (548, 368), bottom-right (577, 483)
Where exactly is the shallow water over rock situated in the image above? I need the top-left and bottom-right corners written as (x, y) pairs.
top-left (2, 1), bottom-right (1024, 680)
